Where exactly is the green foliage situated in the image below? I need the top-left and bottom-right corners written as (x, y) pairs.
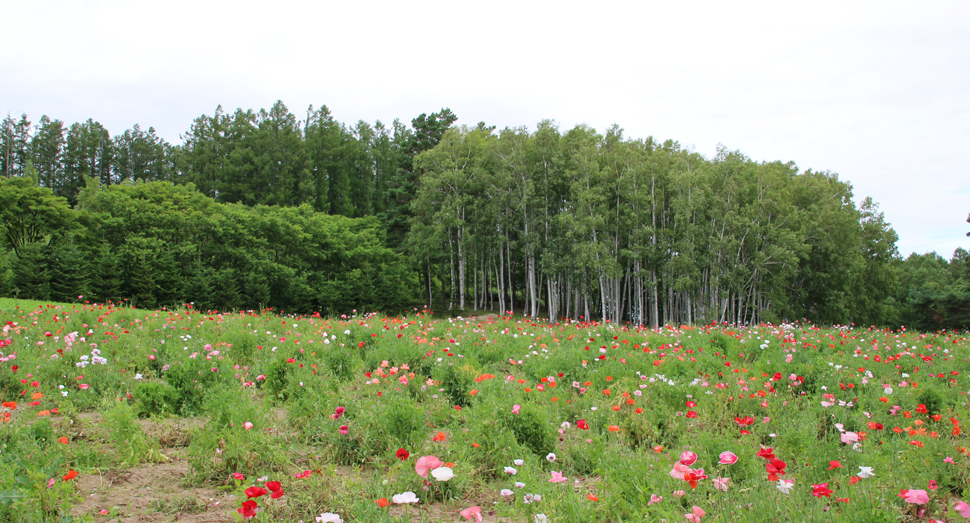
top-left (434, 362), bottom-right (477, 408)
top-left (102, 399), bottom-right (159, 466)
top-left (132, 380), bottom-right (179, 417)
top-left (500, 404), bottom-right (555, 457)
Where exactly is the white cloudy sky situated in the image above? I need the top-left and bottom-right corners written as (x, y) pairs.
top-left (3, 0), bottom-right (968, 257)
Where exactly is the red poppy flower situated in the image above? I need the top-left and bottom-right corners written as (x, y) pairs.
top-left (238, 500), bottom-right (258, 518)
top-left (756, 447), bottom-right (775, 460)
top-left (766, 459), bottom-right (786, 481)
top-left (376, 497), bottom-right (389, 507)
top-left (812, 483), bottom-right (834, 498)
top-left (396, 448), bottom-right (410, 461)
top-left (62, 470), bottom-right (78, 481)
top-left (245, 486), bottom-right (268, 498)
top-left (577, 420), bottom-right (590, 430)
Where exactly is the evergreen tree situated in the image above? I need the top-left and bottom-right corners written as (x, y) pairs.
top-left (48, 236), bottom-right (89, 302)
top-left (243, 270), bottom-right (272, 311)
top-left (31, 116), bottom-right (66, 191)
top-left (125, 249), bottom-right (157, 309)
top-left (152, 247), bottom-right (182, 307)
top-left (183, 260), bottom-right (213, 311)
top-left (214, 268), bottom-right (241, 311)
top-left (11, 241), bottom-right (50, 300)
top-left (89, 241), bottom-right (122, 303)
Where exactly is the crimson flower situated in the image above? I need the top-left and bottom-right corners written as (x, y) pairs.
top-left (396, 448), bottom-right (410, 461)
top-left (577, 419), bottom-right (590, 430)
top-left (812, 483), bottom-right (834, 498)
top-left (238, 500), bottom-right (258, 518)
top-left (245, 486), bottom-right (268, 498)
top-left (766, 459), bottom-right (786, 481)
top-left (756, 447), bottom-right (775, 460)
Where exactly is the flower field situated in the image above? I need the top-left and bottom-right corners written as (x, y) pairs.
top-left (0, 298), bottom-right (968, 523)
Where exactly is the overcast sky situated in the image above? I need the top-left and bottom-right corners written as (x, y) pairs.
top-left (3, 0), bottom-right (968, 257)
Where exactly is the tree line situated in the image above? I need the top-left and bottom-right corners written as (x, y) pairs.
top-left (1, 103), bottom-right (967, 328)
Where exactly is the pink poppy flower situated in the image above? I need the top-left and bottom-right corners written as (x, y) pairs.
top-left (512, 404), bottom-right (521, 414)
top-left (243, 422), bottom-right (254, 430)
top-left (549, 471), bottom-right (568, 483)
top-left (460, 506), bottom-right (483, 522)
top-left (680, 451), bottom-right (698, 466)
top-left (338, 425), bottom-right (349, 435)
top-left (415, 456), bottom-right (444, 478)
top-left (899, 489), bottom-right (929, 504)
top-left (712, 477), bottom-right (730, 492)
top-left (670, 462), bottom-right (691, 480)
top-left (648, 494), bottom-right (663, 506)
top-left (840, 432), bottom-right (859, 444)
top-left (953, 501), bottom-right (970, 518)
top-left (685, 505), bottom-right (705, 522)
top-left (718, 451), bottom-right (738, 465)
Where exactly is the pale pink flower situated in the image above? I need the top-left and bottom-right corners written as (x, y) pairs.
top-left (903, 489), bottom-right (929, 504)
top-left (549, 471), bottom-right (568, 483)
top-left (712, 477), bottom-right (730, 492)
top-left (512, 404), bottom-right (521, 414)
top-left (685, 505), bottom-right (705, 522)
top-left (460, 506), bottom-right (483, 522)
top-left (243, 421), bottom-right (254, 430)
top-left (431, 467), bottom-right (454, 482)
top-left (670, 462), bottom-right (690, 480)
top-left (392, 492), bottom-right (419, 504)
top-left (840, 432), bottom-right (859, 444)
top-left (415, 456), bottom-right (444, 478)
top-left (953, 501), bottom-right (970, 518)
top-left (648, 494), bottom-right (663, 506)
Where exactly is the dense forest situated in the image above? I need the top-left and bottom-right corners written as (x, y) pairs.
top-left (1, 102), bottom-right (968, 329)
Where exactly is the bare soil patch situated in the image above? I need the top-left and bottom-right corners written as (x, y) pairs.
top-left (72, 448), bottom-right (237, 523)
